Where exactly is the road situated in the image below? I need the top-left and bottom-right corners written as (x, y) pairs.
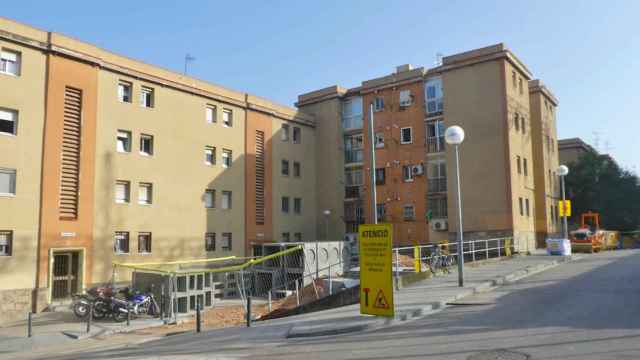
top-left (30, 250), bottom-right (640, 360)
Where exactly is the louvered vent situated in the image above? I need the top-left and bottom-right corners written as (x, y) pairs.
top-left (255, 130), bottom-right (265, 225)
top-left (59, 86), bottom-right (82, 219)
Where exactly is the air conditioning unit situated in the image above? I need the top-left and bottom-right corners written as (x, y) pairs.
top-left (432, 219), bottom-right (448, 231)
top-left (412, 164), bottom-right (424, 176)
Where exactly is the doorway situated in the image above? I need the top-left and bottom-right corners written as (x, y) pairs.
top-left (51, 251), bottom-right (80, 300)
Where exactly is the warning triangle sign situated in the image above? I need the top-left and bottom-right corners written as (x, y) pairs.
top-left (373, 289), bottom-right (390, 309)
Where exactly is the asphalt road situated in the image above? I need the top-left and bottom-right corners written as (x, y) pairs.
top-left (33, 250), bottom-right (640, 360)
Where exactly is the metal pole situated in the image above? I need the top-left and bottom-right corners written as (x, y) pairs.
top-left (126, 302), bottom-right (131, 326)
top-left (268, 291), bottom-right (272, 313)
top-left (246, 296), bottom-right (252, 327)
top-left (196, 302), bottom-right (201, 333)
top-left (295, 281), bottom-right (300, 306)
top-left (561, 175), bottom-right (568, 239)
top-left (394, 249), bottom-right (400, 291)
top-left (454, 145), bottom-right (465, 287)
top-left (315, 239), bottom-right (319, 280)
top-left (86, 303), bottom-right (93, 333)
top-left (27, 312), bottom-right (32, 338)
top-left (328, 264), bottom-right (332, 295)
top-left (368, 103), bottom-right (378, 224)
top-left (160, 283), bottom-right (165, 321)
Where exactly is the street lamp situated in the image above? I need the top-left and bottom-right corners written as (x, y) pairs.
top-left (557, 165), bottom-right (569, 239)
top-left (445, 125), bottom-right (465, 287)
top-left (318, 209), bottom-right (331, 279)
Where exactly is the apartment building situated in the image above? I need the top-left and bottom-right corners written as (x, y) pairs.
top-left (298, 44), bottom-right (560, 251)
top-left (558, 137), bottom-right (597, 165)
top-left (0, 17), bottom-right (316, 321)
top-left (529, 80), bottom-right (561, 246)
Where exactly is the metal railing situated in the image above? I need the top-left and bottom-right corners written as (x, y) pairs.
top-left (392, 237), bottom-right (513, 286)
top-left (428, 178), bottom-right (447, 193)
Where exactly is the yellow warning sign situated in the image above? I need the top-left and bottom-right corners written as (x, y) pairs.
top-left (359, 223), bottom-right (394, 317)
top-left (559, 200), bottom-right (572, 217)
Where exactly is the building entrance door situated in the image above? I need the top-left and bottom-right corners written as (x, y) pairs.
top-left (51, 251), bottom-right (80, 300)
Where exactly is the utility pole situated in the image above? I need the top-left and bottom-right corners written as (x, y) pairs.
top-left (368, 103), bottom-right (378, 224)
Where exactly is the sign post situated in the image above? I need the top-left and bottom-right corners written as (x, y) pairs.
top-left (558, 200), bottom-right (572, 217)
top-left (359, 223), bottom-right (394, 317)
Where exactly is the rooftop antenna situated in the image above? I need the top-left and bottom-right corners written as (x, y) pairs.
top-left (604, 140), bottom-right (613, 154)
top-left (434, 52), bottom-right (443, 66)
top-left (592, 131), bottom-right (601, 153)
top-left (184, 54), bottom-right (196, 75)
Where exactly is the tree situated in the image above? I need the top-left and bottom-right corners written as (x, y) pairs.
top-left (565, 152), bottom-right (640, 231)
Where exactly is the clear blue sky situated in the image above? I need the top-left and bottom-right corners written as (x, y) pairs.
top-left (4, 0), bottom-right (639, 173)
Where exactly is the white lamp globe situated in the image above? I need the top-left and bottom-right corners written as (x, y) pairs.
top-left (445, 126), bottom-right (465, 145)
top-left (557, 165), bottom-right (569, 176)
top-left (323, 209), bottom-right (331, 216)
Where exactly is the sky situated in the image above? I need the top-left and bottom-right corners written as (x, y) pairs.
top-left (4, 0), bottom-right (639, 173)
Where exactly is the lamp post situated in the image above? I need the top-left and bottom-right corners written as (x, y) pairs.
top-left (445, 125), bottom-right (465, 287)
top-left (557, 165), bottom-right (569, 239)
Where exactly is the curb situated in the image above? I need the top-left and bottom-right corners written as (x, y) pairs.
top-left (61, 320), bottom-right (167, 340)
top-left (287, 255), bottom-right (580, 338)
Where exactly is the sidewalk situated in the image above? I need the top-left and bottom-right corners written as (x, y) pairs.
top-left (251, 252), bottom-right (579, 338)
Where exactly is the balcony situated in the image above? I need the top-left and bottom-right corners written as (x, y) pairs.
top-left (342, 115), bottom-right (363, 131)
top-left (428, 178), bottom-right (447, 193)
top-left (427, 136), bottom-right (445, 153)
top-left (345, 149), bottom-right (363, 164)
top-left (345, 185), bottom-right (362, 199)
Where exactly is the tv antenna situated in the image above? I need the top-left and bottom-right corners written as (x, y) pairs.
top-left (184, 54), bottom-right (196, 75)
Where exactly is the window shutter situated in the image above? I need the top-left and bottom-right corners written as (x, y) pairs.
top-left (59, 87), bottom-right (82, 219)
top-left (1, 51), bottom-right (17, 62)
top-left (116, 183), bottom-right (125, 200)
top-left (0, 110), bottom-right (15, 121)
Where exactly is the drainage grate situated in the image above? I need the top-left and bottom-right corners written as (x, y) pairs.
top-left (467, 349), bottom-right (529, 360)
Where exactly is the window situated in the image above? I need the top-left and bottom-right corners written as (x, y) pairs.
top-left (118, 81), bottom-right (132, 103)
top-left (221, 191), bottom-right (232, 209)
top-left (403, 205), bottom-right (416, 221)
top-left (222, 233), bottom-right (232, 251)
top-left (514, 113), bottom-right (520, 131)
top-left (428, 196), bottom-right (448, 218)
top-left (518, 197), bottom-right (524, 216)
top-left (114, 232), bottom-right (130, 254)
top-left (345, 168), bottom-right (363, 186)
top-left (138, 183), bottom-right (152, 205)
top-left (425, 77), bottom-right (444, 115)
top-left (281, 159), bottom-right (289, 176)
top-left (205, 146), bottom-right (216, 165)
top-left (281, 124), bottom-right (290, 141)
top-left (344, 134), bottom-right (363, 164)
top-left (402, 165), bottom-right (413, 182)
top-left (525, 198), bottom-right (530, 216)
top-left (516, 156), bottom-right (522, 174)
top-left (518, 77), bottom-right (523, 95)
top-left (140, 86), bottom-right (154, 108)
top-left (342, 97), bottom-right (363, 129)
top-left (550, 205), bottom-right (555, 223)
top-left (205, 233), bottom-right (216, 252)
top-left (521, 116), bottom-right (526, 134)
top-left (206, 105), bottom-right (217, 123)
top-left (375, 168), bottom-right (386, 185)
top-left (0, 168), bottom-right (16, 196)
top-left (294, 232), bottom-right (302, 242)
top-left (222, 149), bottom-right (232, 168)
top-left (400, 127), bottom-right (412, 144)
top-left (140, 134), bottom-right (154, 156)
top-left (138, 232), bottom-right (152, 253)
top-left (115, 181), bottom-right (130, 203)
top-left (0, 49), bottom-right (20, 76)
top-left (293, 127), bottom-right (301, 144)
top-left (293, 162), bottom-right (301, 177)
top-left (282, 232), bottom-right (290, 242)
top-left (426, 120), bottom-right (445, 153)
top-left (428, 161), bottom-right (447, 193)
top-left (0, 109), bottom-right (17, 135)
top-left (117, 130), bottom-right (132, 153)
top-left (204, 189), bottom-right (215, 208)
top-left (0, 231), bottom-right (12, 256)
top-left (511, 71), bottom-right (517, 88)
top-left (523, 158), bottom-right (528, 176)
top-left (399, 90), bottom-right (412, 107)
top-left (281, 196), bottom-right (290, 213)
top-left (376, 203), bottom-right (386, 221)
top-left (373, 97), bottom-right (384, 111)
top-left (222, 109), bottom-right (233, 127)
top-left (375, 132), bottom-right (385, 148)
top-left (294, 198), bottom-right (302, 214)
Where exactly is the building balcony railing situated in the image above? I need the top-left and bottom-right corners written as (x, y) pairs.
top-left (427, 136), bottom-right (445, 153)
top-left (345, 149), bottom-right (363, 164)
top-left (428, 178), bottom-right (447, 193)
top-left (345, 185), bottom-right (363, 199)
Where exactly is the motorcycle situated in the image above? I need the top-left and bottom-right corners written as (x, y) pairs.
top-left (109, 288), bottom-right (159, 322)
top-left (71, 286), bottom-right (114, 319)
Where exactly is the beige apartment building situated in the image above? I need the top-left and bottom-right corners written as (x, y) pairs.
top-left (0, 17), bottom-right (316, 321)
top-left (298, 44), bottom-right (561, 251)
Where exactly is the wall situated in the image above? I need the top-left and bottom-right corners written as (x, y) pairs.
top-left (296, 98), bottom-right (345, 242)
top-left (0, 36), bottom-right (47, 320)
top-left (362, 80), bottom-right (428, 246)
top-left (93, 69), bottom-right (246, 284)
top-left (443, 60), bottom-right (512, 237)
